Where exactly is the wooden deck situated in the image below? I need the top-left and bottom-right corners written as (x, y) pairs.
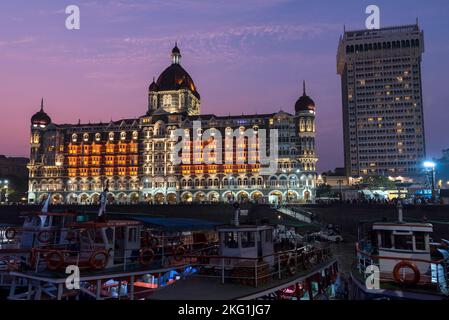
top-left (150, 258), bottom-right (337, 300)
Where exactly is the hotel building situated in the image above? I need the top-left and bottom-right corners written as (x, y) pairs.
top-left (337, 24), bottom-right (426, 179)
top-left (28, 45), bottom-right (318, 204)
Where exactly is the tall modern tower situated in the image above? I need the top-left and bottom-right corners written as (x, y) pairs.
top-left (337, 24), bottom-right (426, 180)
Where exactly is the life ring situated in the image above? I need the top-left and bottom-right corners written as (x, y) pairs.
top-left (46, 250), bottom-right (64, 271)
top-left (139, 248), bottom-right (155, 266)
top-left (89, 250), bottom-right (109, 270)
top-left (5, 227), bottom-right (16, 240)
top-left (173, 246), bottom-right (186, 262)
top-left (393, 261), bottom-right (420, 286)
top-left (149, 237), bottom-right (159, 249)
top-left (38, 230), bottom-right (54, 244)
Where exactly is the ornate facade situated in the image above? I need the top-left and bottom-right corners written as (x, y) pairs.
top-left (28, 45), bottom-right (318, 205)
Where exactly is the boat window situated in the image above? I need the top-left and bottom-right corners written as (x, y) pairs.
top-left (53, 216), bottom-right (61, 227)
top-left (105, 228), bottom-right (114, 244)
top-left (241, 232), bottom-right (255, 248)
top-left (44, 216), bottom-right (51, 227)
top-left (379, 231), bottom-right (392, 248)
top-left (128, 227), bottom-right (137, 243)
top-left (94, 229), bottom-right (103, 243)
top-left (415, 232), bottom-right (426, 250)
top-left (394, 235), bottom-right (413, 251)
top-left (265, 230), bottom-right (272, 243)
top-left (224, 232), bottom-right (238, 248)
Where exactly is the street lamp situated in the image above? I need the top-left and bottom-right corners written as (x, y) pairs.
top-left (423, 161), bottom-right (436, 202)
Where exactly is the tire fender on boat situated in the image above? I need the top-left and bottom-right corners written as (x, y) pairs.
top-left (37, 230), bottom-right (54, 244)
top-left (5, 227), bottom-right (17, 240)
top-left (173, 246), bottom-right (186, 262)
top-left (46, 250), bottom-right (64, 271)
top-left (139, 248), bottom-right (155, 266)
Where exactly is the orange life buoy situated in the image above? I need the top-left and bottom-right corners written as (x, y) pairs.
top-left (46, 250), bottom-right (64, 271)
top-left (89, 250), bottom-right (109, 270)
top-left (393, 260), bottom-right (420, 286)
top-left (149, 237), bottom-right (159, 249)
top-left (38, 230), bottom-right (54, 244)
top-left (139, 248), bottom-right (155, 266)
top-left (173, 246), bottom-right (186, 262)
top-left (5, 227), bottom-right (17, 240)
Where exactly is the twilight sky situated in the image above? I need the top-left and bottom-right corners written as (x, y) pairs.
top-left (0, 0), bottom-right (448, 172)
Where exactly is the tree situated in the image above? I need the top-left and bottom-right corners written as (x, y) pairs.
top-left (316, 184), bottom-right (337, 198)
top-left (361, 175), bottom-right (396, 190)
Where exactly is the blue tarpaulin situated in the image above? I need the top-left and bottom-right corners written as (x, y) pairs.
top-left (131, 216), bottom-right (219, 231)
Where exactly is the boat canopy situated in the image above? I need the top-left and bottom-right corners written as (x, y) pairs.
top-left (131, 216), bottom-right (219, 231)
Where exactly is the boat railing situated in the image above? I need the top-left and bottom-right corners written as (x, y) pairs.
top-left (355, 241), bottom-right (449, 294)
top-left (181, 244), bottom-right (335, 288)
top-left (25, 243), bottom-right (335, 288)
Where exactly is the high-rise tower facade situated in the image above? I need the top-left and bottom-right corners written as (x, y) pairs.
top-left (337, 24), bottom-right (426, 179)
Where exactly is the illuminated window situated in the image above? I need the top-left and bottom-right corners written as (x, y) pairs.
top-left (72, 134), bottom-right (78, 142)
top-left (120, 132), bottom-right (126, 140)
top-left (109, 132), bottom-right (114, 141)
top-left (95, 133), bottom-right (101, 141)
top-left (83, 133), bottom-right (89, 142)
top-left (163, 95), bottom-right (172, 107)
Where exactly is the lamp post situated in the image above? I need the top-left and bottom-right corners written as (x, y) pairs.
top-left (423, 161), bottom-right (436, 202)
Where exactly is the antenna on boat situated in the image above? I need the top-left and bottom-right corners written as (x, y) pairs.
top-left (97, 180), bottom-right (109, 222)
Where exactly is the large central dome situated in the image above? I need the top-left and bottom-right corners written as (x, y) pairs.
top-left (154, 45), bottom-right (200, 99)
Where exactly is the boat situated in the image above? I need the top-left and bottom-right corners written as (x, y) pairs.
top-left (5, 195), bottom-right (339, 300)
top-left (350, 201), bottom-right (449, 300)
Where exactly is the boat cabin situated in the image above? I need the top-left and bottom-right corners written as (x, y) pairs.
top-left (218, 225), bottom-right (274, 266)
top-left (372, 221), bottom-right (433, 275)
top-left (69, 220), bottom-right (143, 269)
top-left (19, 212), bottom-right (78, 248)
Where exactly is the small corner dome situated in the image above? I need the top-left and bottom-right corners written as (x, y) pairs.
top-left (295, 81), bottom-right (315, 113)
top-left (149, 78), bottom-right (159, 92)
top-left (31, 99), bottom-right (51, 126)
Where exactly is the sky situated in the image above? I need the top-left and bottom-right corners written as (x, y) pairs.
top-left (0, 0), bottom-right (448, 172)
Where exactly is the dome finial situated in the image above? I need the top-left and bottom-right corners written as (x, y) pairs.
top-left (172, 42), bottom-right (181, 64)
top-left (40, 97), bottom-right (44, 111)
top-left (302, 80), bottom-right (306, 96)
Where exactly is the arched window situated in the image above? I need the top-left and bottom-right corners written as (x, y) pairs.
top-left (120, 132), bottom-right (126, 140)
top-left (306, 119), bottom-right (312, 132)
top-left (163, 95), bottom-right (172, 107)
top-left (72, 134), bottom-right (78, 142)
top-left (299, 118), bottom-right (305, 132)
top-left (95, 133), bottom-right (101, 141)
top-left (132, 131), bottom-right (138, 140)
top-left (109, 132), bottom-right (114, 141)
top-left (83, 133), bottom-right (89, 142)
